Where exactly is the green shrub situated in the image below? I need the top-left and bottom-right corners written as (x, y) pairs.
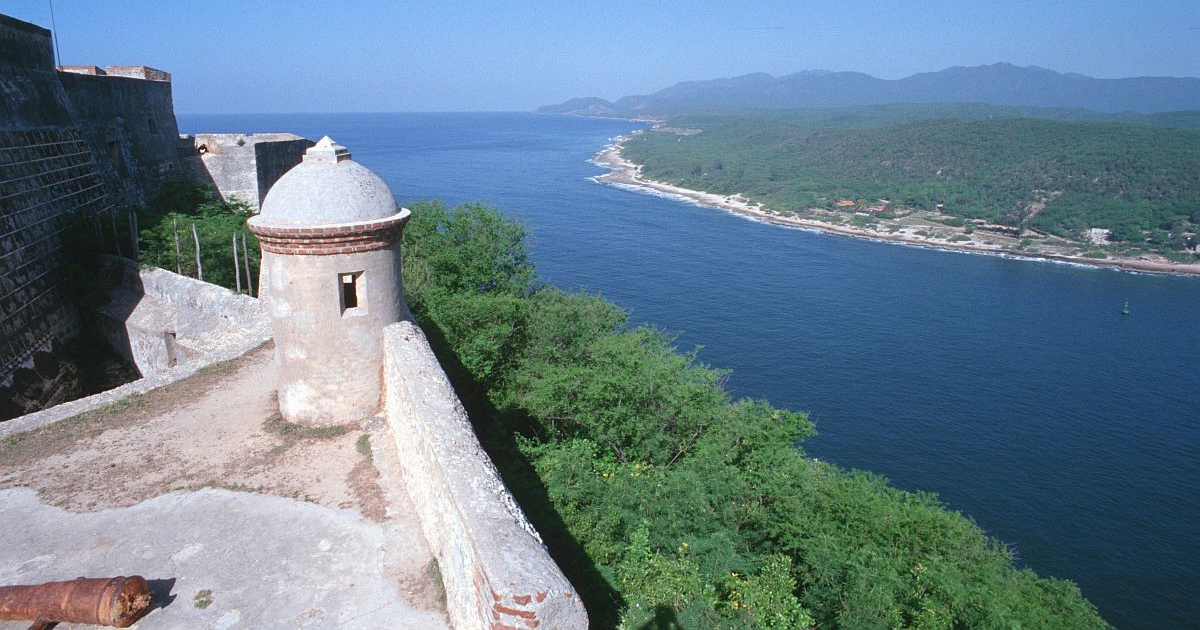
top-left (403, 201), bottom-right (1107, 629)
top-left (136, 183), bottom-right (259, 292)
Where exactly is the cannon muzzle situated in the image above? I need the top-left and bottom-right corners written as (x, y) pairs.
top-left (0, 576), bottom-right (151, 628)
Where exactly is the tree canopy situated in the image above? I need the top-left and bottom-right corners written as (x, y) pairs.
top-left (401, 201), bottom-right (1107, 628)
top-left (622, 116), bottom-right (1200, 250)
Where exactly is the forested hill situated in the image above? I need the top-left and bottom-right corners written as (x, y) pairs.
top-left (620, 116), bottom-right (1200, 242)
top-left (537, 63), bottom-right (1200, 115)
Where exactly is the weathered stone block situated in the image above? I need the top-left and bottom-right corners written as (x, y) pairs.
top-left (384, 321), bottom-right (588, 629)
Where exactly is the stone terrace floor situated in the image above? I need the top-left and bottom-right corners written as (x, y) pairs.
top-left (0, 344), bottom-right (448, 629)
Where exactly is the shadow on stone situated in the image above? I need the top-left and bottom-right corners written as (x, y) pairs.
top-left (144, 577), bottom-right (178, 614)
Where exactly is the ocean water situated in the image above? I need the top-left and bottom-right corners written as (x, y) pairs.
top-left (181, 112), bottom-right (1200, 628)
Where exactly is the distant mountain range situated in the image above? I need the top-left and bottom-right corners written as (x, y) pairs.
top-left (537, 63), bottom-right (1200, 115)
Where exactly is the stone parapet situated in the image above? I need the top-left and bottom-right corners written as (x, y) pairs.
top-left (103, 65), bottom-right (170, 82)
top-left (183, 133), bottom-right (312, 209)
top-left (57, 65), bottom-right (104, 75)
top-left (383, 321), bottom-right (588, 629)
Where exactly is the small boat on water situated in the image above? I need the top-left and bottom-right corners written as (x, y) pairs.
top-left (1122, 300), bottom-right (1130, 315)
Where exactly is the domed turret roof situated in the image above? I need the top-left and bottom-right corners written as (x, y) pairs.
top-left (257, 136), bottom-right (398, 226)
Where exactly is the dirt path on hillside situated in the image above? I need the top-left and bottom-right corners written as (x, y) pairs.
top-left (0, 344), bottom-right (386, 519)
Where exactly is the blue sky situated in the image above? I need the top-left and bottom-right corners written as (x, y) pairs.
top-left (5, 0), bottom-right (1199, 113)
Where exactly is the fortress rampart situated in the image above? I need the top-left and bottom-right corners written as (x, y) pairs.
top-left (1, 15), bottom-right (307, 417)
top-left (56, 67), bottom-right (183, 209)
top-left (1, 15), bottom-right (114, 417)
top-left (2, 13), bottom-right (585, 627)
top-left (0, 258), bottom-right (271, 439)
top-left (385, 322), bottom-right (587, 628)
top-left (185, 133), bottom-right (312, 209)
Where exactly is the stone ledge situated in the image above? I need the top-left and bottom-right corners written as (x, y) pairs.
top-left (383, 321), bottom-right (588, 629)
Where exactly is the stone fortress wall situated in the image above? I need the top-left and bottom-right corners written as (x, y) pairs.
top-left (57, 64), bottom-right (183, 209)
top-left (0, 15), bottom-right (116, 417)
top-left (385, 322), bottom-right (587, 628)
top-left (185, 133), bottom-right (312, 209)
top-left (0, 14), bottom-right (307, 417)
top-left (0, 258), bottom-right (272, 439)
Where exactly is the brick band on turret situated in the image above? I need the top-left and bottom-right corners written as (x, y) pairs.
top-left (247, 210), bottom-right (409, 256)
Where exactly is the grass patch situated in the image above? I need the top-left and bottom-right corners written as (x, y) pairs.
top-left (193, 589), bottom-right (213, 609)
top-left (356, 434), bottom-right (373, 461)
top-left (1, 392), bottom-right (149, 450)
top-left (263, 413), bottom-right (351, 439)
top-left (194, 354), bottom-right (247, 378)
top-left (948, 234), bottom-right (973, 242)
top-left (206, 481), bottom-right (266, 494)
top-left (424, 559), bottom-right (447, 611)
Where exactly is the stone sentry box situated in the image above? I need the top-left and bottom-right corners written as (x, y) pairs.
top-left (248, 137), bottom-right (409, 425)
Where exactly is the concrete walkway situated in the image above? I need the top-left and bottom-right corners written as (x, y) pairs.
top-left (0, 345), bottom-right (447, 629)
top-left (0, 487), bottom-right (447, 629)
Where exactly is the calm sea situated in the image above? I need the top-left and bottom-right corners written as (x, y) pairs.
top-left (181, 112), bottom-right (1200, 628)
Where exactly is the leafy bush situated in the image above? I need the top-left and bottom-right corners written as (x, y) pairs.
top-left (402, 201), bottom-right (1107, 628)
top-left (1106, 224), bottom-right (1144, 242)
top-left (136, 183), bottom-right (259, 292)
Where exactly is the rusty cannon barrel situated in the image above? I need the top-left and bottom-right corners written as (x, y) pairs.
top-left (0, 576), bottom-right (151, 628)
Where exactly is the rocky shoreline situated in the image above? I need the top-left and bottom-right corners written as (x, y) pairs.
top-left (591, 134), bottom-right (1200, 277)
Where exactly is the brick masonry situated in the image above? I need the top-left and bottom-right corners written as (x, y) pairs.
top-left (248, 213), bottom-right (410, 255)
top-left (0, 128), bottom-right (111, 380)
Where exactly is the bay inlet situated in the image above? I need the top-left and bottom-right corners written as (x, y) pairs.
top-left (182, 112), bottom-right (1200, 628)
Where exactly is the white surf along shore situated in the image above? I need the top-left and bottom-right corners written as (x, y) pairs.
top-left (590, 131), bottom-right (1200, 276)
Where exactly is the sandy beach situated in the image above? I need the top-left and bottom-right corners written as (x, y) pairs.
top-left (591, 135), bottom-right (1200, 277)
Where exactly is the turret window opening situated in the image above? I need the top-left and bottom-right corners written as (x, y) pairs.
top-left (340, 271), bottom-right (364, 315)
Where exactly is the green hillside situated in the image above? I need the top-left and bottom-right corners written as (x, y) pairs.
top-left (622, 116), bottom-right (1200, 254)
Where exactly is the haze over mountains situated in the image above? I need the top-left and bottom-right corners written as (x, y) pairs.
top-left (538, 63), bottom-right (1200, 116)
